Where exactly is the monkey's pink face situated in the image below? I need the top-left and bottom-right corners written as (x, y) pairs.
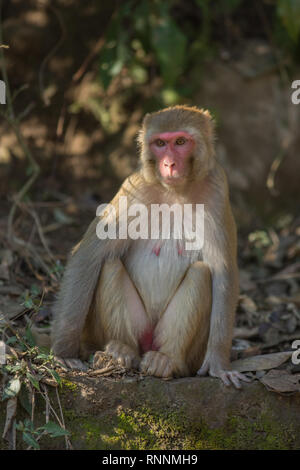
top-left (149, 131), bottom-right (195, 185)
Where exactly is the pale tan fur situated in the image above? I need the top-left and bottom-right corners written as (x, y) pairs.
top-left (51, 105), bottom-right (249, 387)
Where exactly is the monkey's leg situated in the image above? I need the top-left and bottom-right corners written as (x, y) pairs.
top-left (140, 261), bottom-right (212, 378)
top-left (83, 259), bottom-right (150, 369)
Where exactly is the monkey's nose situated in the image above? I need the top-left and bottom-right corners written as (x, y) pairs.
top-left (164, 162), bottom-right (175, 169)
top-left (164, 162), bottom-right (175, 176)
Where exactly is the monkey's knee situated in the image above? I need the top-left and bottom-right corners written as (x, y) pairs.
top-left (186, 262), bottom-right (212, 299)
top-left (100, 258), bottom-right (125, 280)
top-left (188, 261), bottom-right (211, 279)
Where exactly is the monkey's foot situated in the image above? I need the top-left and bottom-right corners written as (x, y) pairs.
top-left (54, 356), bottom-right (88, 371)
top-left (140, 351), bottom-right (176, 378)
top-left (105, 340), bottom-right (140, 369)
top-left (197, 363), bottom-right (251, 389)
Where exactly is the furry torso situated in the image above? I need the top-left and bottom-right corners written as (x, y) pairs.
top-left (123, 238), bottom-right (201, 321)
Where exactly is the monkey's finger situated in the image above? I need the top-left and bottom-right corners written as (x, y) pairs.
top-left (157, 357), bottom-right (172, 378)
top-left (161, 365), bottom-right (173, 378)
top-left (197, 363), bottom-right (209, 376)
top-left (219, 372), bottom-right (231, 387)
top-left (146, 356), bottom-right (160, 376)
top-left (227, 372), bottom-right (242, 389)
top-left (140, 354), bottom-right (151, 374)
top-left (236, 371), bottom-right (252, 382)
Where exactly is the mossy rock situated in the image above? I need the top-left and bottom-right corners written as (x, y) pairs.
top-left (1, 375), bottom-right (300, 450)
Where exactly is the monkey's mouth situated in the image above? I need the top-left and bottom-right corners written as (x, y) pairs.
top-left (163, 175), bottom-right (184, 185)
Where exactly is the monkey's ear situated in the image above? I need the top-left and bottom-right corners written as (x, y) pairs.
top-left (137, 113), bottom-right (153, 147)
top-left (199, 109), bottom-right (215, 140)
top-left (142, 112), bottom-right (152, 127)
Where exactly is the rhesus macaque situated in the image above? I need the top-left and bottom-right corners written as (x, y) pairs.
top-left (51, 105), bottom-right (249, 389)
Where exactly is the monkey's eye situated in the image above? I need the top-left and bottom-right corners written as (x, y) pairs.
top-left (155, 139), bottom-right (166, 147)
top-left (175, 137), bottom-right (187, 145)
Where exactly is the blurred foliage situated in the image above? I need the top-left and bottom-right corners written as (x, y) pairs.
top-left (277, 0), bottom-right (300, 43)
top-left (96, 0), bottom-right (300, 108)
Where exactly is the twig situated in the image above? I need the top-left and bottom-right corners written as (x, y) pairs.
top-left (55, 387), bottom-right (71, 450)
top-left (15, 200), bottom-right (56, 262)
top-left (39, 387), bottom-right (72, 449)
top-left (30, 387), bottom-right (35, 424)
top-left (37, 0), bottom-right (65, 106)
top-left (41, 384), bottom-right (50, 424)
top-left (72, 37), bottom-right (105, 83)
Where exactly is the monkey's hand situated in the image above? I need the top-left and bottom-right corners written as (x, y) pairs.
top-left (197, 358), bottom-right (251, 389)
top-left (105, 340), bottom-right (140, 369)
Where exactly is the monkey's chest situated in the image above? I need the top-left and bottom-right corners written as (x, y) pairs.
top-left (123, 240), bottom-right (200, 318)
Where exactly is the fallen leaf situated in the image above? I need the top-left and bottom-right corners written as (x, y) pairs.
top-left (2, 397), bottom-right (17, 442)
top-left (0, 249), bottom-right (14, 281)
top-left (233, 326), bottom-right (259, 339)
top-left (259, 369), bottom-right (300, 393)
top-left (230, 351), bottom-right (292, 372)
top-left (239, 295), bottom-right (257, 313)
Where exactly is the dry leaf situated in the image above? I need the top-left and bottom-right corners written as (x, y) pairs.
top-left (239, 295), bottom-right (257, 313)
top-left (239, 270), bottom-right (256, 291)
top-left (233, 326), bottom-right (259, 339)
top-left (230, 351), bottom-right (292, 372)
top-left (0, 249), bottom-right (13, 281)
top-left (260, 369), bottom-right (300, 393)
top-left (2, 397), bottom-right (17, 441)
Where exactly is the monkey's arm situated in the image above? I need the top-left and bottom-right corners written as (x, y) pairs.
top-left (50, 176), bottom-right (139, 358)
top-left (198, 168), bottom-right (250, 388)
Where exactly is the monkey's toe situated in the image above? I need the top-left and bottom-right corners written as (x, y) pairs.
top-left (105, 340), bottom-right (140, 369)
top-left (54, 356), bottom-right (88, 371)
top-left (140, 351), bottom-right (173, 378)
top-left (209, 368), bottom-right (252, 389)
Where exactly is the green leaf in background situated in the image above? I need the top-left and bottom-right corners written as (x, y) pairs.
top-left (99, 11), bottom-right (131, 90)
top-left (25, 326), bottom-right (36, 347)
top-left (24, 297), bottom-right (34, 309)
top-left (99, 38), bottom-right (118, 90)
top-left (39, 421), bottom-right (70, 438)
top-left (26, 372), bottom-right (40, 391)
top-left (277, 0), bottom-right (300, 42)
top-left (22, 431), bottom-right (40, 450)
top-left (30, 284), bottom-right (40, 297)
top-left (18, 383), bottom-right (32, 416)
top-left (151, 11), bottom-right (187, 88)
top-left (48, 368), bottom-right (62, 386)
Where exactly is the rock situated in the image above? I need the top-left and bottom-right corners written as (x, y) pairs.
top-left (1, 374), bottom-right (299, 450)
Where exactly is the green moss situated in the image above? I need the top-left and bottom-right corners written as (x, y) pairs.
top-left (189, 414), bottom-right (295, 450)
top-left (61, 378), bottom-right (79, 395)
top-left (89, 407), bottom-right (296, 450)
top-left (42, 388), bottom-right (298, 450)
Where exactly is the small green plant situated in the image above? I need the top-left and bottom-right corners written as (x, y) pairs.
top-left (15, 419), bottom-right (69, 450)
top-left (248, 229), bottom-right (272, 264)
top-left (1, 323), bottom-right (70, 449)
